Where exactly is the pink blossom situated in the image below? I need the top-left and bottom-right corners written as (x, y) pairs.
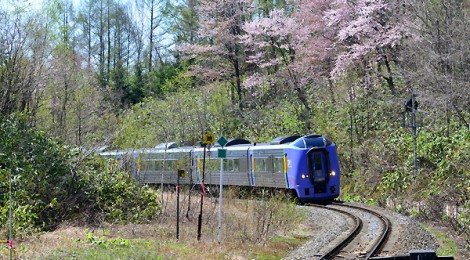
top-left (325, 0), bottom-right (408, 78)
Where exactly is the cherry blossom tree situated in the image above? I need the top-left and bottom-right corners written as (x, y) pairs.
top-left (241, 0), bottom-right (336, 129)
top-left (325, 0), bottom-right (408, 95)
top-left (180, 0), bottom-right (252, 109)
top-left (399, 0), bottom-right (470, 130)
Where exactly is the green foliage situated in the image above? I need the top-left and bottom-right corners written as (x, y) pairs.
top-left (49, 239), bottom-right (164, 259)
top-left (77, 154), bottom-right (161, 225)
top-left (113, 61), bottom-right (143, 108)
top-left (207, 84), bottom-right (238, 137)
top-left (113, 93), bottom-right (199, 148)
top-left (0, 113), bottom-right (160, 236)
top-left (340, 194), bottom-right (376, 205)
top-left (420, 223), bottom-right (459, 257)
top-left (251, 193), bottom-right (306, 242)
top-left (244, 98), bottom-right (306, 142)
top-left (379, 170), bottom-right (413, 195)
top-left (341, 194), bottom-right (363, 202)
top-left (0, 113), bottom-right (72, 234)
top-left (114, 86), bottom-right (237, 148)
top-left (348, 124), bottom-right (470, 239)
top-left (86, 232), bottom-right (130, 249)
top-left (415, 129), bottom-right (470, 199)
top-left (148, 61), bottom-right (193, 96)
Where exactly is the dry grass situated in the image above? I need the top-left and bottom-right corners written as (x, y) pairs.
top-left (6, 187), bottom-right (308, 259)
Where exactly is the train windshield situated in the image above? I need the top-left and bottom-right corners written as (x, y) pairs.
top-left (309, 151), bottom-right (327, 183)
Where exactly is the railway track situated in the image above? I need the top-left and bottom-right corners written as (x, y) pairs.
top-left (313, 202), bottom-right (391, 259)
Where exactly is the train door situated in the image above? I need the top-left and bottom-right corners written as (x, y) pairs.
top-left (308, 150), bottom-right (329, 194)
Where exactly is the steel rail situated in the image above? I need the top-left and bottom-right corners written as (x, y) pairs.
top-left (332, 202), bottom-right (392, 259)
top-left (311, 204), bottom-right (363, 260)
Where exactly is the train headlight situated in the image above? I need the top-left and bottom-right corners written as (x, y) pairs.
top-left (301, 174), bottom-right (309, 179)
top-left (330, 171), bottom-right (336, 176)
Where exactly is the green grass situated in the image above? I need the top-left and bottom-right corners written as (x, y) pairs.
top-left (246, 234), bottom-right (310, 260)
top-left (45, 239), bottom-right (164, 259)
top-left (270, 234), bottom-right (309, 247)
top-left (420, 223), bottom-right (459, 257)
top-left (16, 192), bottom-right (310, 259)
top-left (41, 235), bottom-right (304, 260)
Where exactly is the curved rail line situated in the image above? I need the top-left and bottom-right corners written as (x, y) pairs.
top-left (314, 203), bottom-right (392, 259)
top-left (333, 203), bottom-right (392, 259)
top-left (310, 204), bottom-right (362, 259)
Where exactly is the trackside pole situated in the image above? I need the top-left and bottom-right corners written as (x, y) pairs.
top-left (403, 94), bottom-right (422, 175)
top-left (9, 168), bottom-right (13, 260)
top-left (176, 168), bottom-right (186, 240)
top-left (197, 144), bottom-right (206, 241)
top-left (176, 169), bottom-right (180, 240)
top-left (218, 158), bottom-right (223, 243)
top-left (412, 95), bottom-right (417, 175)
top-left (216, 138), bottom-right (227, 244)
top-left (198, 134), bottom-right (216, 241)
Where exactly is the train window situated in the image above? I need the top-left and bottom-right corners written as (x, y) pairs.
top-left (273, 157), bottom-right (284, 173)
top-left (223, 159), bottom-right (240, 172)
top-left (178, 158), bottom-right (190, 169)
top-left (140, 160), bottom-right (154, 171)
top-left (203, 159), bottom-right (218, 172)
top-left (239, 158), bottom-right (248, 172)
top-left (140, 160), bottom-right (163, 171)
top-left (144, 153), bottom-right (153, 159)
top-left (314, 154), bottom-right (325, 181)
top-left (165, 160), bottom-right (177, 171)
top-left (254, 158), bottom-right (268, 172)
top-left (196, 157), bottom-right (243, 172)
top-left (233, 159), bottom-right (239, 172)
top-left (155, 160), bottom-right (164, 171)
top-left (223, 159), bottom-right (231, 172)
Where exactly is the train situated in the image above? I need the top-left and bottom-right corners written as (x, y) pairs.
top-left (100, 134), bottom-right (341, 202)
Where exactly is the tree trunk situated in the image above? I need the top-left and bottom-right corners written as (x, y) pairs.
top-left (233, 55), bottom-right (242, 110)
top-left (99, 0), bottom-right (105, 87)
top-left (382, 52), bottom-right (396, 95)
top-left (107, 0), bottom-right (111, 82)
top-left (149, 0), bottom-right (154, 72)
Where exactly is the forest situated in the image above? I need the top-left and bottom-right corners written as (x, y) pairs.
top-left (0, 0), bottom-right (469, 245)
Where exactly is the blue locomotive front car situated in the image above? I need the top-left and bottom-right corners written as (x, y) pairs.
top-left (285, 135), bottom-right (340, 202)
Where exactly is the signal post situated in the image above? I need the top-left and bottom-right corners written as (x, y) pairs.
top-left (402, 94), bottom-right (423, 175)
top-left (217, 136), bottom-right (228, 243)
top-left (197, 133), bottom-right (214, 241)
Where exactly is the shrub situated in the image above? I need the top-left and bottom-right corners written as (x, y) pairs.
top-left (0, 113), bottom-right (160, 236)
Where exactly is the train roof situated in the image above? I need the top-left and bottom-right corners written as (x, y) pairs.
top-left (290, 134), bottom-right (332, 149)
top-left (218, 138), bottom-right (251, 147)
top-left (99, 134), bottom-right (334, 157)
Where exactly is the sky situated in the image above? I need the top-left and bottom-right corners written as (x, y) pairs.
top-left (28, 0), bottom-right (82, 9)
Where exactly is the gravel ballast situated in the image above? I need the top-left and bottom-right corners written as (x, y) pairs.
top-left (284, 202), bottom-right (439, 259)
